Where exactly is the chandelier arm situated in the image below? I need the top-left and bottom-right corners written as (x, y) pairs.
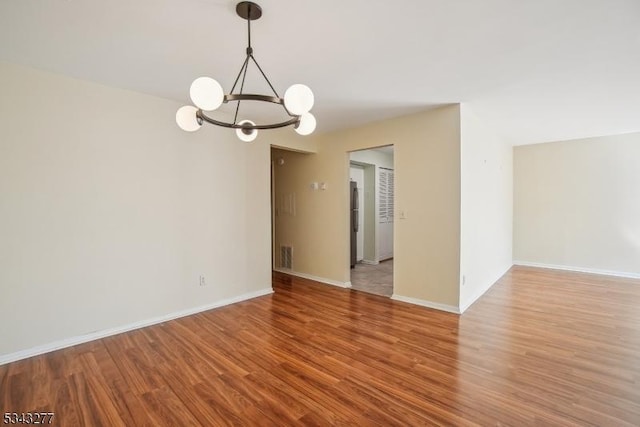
top-left (198, 110), bottom-right (299, 130)
top-left (229, 55), bottom-right (250, 97)
top-left (250, 55), bottom-right (280, 98)
top-left (233, 55), bottom-right (251, 124)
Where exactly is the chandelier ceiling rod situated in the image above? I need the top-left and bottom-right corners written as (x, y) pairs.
top-left (175, 1), bottom-right (317, 142)
top-left (229, 2), bottom-right (283, 125)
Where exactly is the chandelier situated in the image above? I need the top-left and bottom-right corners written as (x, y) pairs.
top-left (175, 1), bottom-right (316, 142)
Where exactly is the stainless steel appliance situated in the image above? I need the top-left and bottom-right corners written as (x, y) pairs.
top-left (350, 181), bottom-right (359, 268)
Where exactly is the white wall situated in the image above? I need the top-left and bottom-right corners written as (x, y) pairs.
top-left (362, 164), bottom-right (376, 262)
top-left (0, 63), bottom-right (272, 362)
top-left (459, 104), bottom-right (513, 312)
top-left (514, 132), bottom-right (640, 277)
top-left (350, 149), bottom-right (394, 169)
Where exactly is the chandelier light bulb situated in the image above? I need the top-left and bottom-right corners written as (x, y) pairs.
top-left (295, 112), bottom-right (316, 136)
top-left (236, 120), bottom-right (258, 142)
top-left (284, 84), bottom-right (314, 115)
top-left (176, 105), bottom-right (202, 132)
top-left (190, 77), bottom-right (224, 111)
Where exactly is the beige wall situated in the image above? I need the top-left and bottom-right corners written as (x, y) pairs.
top-left (267, 127), bottom-right (318, 154)
top-left (514, 132), bottom-right (640, 277)
top-left (0, 63), bottom-right (272, 360)
top-left (271, 148), bottom-right (317, 272)
top-left (459, 104), bottom-right (513, 311)
top-left (273, 105), bottom-right (462, 307)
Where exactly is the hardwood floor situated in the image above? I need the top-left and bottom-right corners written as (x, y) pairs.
top-left (1, 266), bottom-right (640, 425)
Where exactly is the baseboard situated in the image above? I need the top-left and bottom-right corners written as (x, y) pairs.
top-left (274, 268), bottom-right (352, 289)
top-left (391, 294), bottom-right (460, 314)
top-left (513, 261), bottom-right (640, 280)
top-left (459, 265), bottom-right (512, 314)
top-left (0, 288), bottom-right (273, 366)
top-left (360, 260), bottom-right (379, 266)
top-left (459, 280), bottom-right (495, 314)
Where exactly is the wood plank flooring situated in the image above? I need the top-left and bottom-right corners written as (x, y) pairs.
top-left (1, 266), bottom-right (640, 425)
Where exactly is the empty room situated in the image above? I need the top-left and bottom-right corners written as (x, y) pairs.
top-left (1, 0), bottom-right (639, 425)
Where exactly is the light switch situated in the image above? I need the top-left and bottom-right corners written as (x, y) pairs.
top-left (320, 182), bottom-right (327, 190)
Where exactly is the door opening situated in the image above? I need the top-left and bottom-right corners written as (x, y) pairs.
top-left (349, 145), bottom-right (394, 297)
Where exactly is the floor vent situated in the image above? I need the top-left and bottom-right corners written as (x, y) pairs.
top-left (280, 246), bottom-right (292, 269)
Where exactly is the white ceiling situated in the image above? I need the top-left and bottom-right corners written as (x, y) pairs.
top-left (1, 0), bottom-right (639, 145)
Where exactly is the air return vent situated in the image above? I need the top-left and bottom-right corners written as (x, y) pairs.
top-left (280, 245), bottom-right (292, 269)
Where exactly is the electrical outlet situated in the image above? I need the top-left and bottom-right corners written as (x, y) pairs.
top-left (199, 275), bottom-right (206, 286)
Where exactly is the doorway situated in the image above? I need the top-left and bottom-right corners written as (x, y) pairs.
top-left (349, 145), bottom-right (394, 297)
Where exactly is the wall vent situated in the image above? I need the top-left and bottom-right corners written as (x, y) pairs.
top-left (280, 245), bottom-right (293, 269)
